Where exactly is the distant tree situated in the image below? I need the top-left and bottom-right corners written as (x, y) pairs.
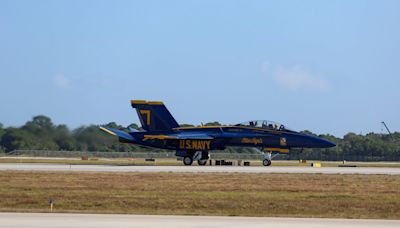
top-left (0, 123), bottom-right (5, 153)
top-left (54, 124), bottom-right (76, 151)
top-left (0, 115), bottom-right (399, 159)
top-left (204, 121), bottom-right (221, 126)
top-left (0, 123), bottom-right (4, 139)
top-left (22, 115), bottom-right (59, 150)
top-left (103, 122), bottom-right (120, 129)
top-left (179, 124), bottom-right (195, 127)
top-left (1, 127), bottom-right (35, 152)
top-left (73, 125), bottom-right (112, 151)
top-left (127, 123), bottom-right (140, 130)
top-left (301, 130), bottom-right (317, 136)
top-left (23, 115), bottom-right (54, 131)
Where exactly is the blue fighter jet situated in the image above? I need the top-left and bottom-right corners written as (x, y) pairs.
top-left (100, 100), bottom-right (336, 166)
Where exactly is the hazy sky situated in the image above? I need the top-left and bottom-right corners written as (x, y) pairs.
top-left (1, 0), bottom-right (399, 136)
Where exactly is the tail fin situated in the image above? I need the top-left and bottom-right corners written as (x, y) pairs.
top-left (131, 100), bottom-right (179, 131)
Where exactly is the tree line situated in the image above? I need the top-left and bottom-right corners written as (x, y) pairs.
top-left (0, 115), bottom-right (399, 161)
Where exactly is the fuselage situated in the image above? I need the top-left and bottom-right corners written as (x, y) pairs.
top-left (128, 125), bottom-right (336, 153)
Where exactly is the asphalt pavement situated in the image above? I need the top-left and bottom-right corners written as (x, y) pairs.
top-left (0, 213), bottom-right (399, 228)
top-left (1, 163), bottom-right (400, 174)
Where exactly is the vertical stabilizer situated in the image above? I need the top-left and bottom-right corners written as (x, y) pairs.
top-left (131, 100), bottom-right (179, 131)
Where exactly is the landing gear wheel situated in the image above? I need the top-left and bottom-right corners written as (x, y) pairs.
top-left (263, 159), bottom-right (272, 166)
top-left (197, 160), bottom-right (207, 166)
top-left (183, 156), bottom-right (193, 166)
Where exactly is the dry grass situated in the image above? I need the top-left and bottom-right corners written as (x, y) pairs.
top-left (0, 158), bottom-right (182, 166)
top-left (0, 171), bottom-right (399, 219)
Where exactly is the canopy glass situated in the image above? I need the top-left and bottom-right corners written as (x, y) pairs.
top-left (235, 120), bottom-right (291, 131)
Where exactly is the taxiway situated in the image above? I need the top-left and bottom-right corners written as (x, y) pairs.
top-left (0, 213), bottom-right (399, 228)
top-left (1, 163), bottom-right (400, 174)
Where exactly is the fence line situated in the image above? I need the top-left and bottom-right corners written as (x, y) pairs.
top-left (3, 150), bottom-right (400, 161)
top-left (4, 150), bottom-right (265, 160)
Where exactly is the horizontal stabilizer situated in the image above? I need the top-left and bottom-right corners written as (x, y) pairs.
top-left (99, 127), bottom-right (136, 142)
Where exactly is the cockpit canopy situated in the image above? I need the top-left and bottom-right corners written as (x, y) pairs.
top-left (235, 120), bottom-right (291, 131)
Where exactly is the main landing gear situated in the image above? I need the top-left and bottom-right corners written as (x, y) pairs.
top-left (262, 151), bottom-right (272, 166)
top-left (197, 159), bottom-right (208, 166)
top-left (183, 156), bottom-right (193, 166)
top-left (263, 158), bottom-right (272, 166)
top-left (178, 151), bottom-right (209, 166)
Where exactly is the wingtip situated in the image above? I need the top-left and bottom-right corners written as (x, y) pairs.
top-left (99, 126), bottom-right (117, 136)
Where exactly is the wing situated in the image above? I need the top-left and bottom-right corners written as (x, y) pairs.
top-left (143, 132), bottom-right (214, 140)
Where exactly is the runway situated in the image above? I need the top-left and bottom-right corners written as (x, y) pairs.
top-left (1, 163), bottom-right (400, 174)
top-left (0, 213), bottom-right (399, 228)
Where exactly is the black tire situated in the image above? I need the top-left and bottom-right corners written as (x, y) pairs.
top-left (263, 159), bottom-right (272, 166)
top-left (197, 160), bottom-right (207, 166)
top-left (183, 156), bottom-right (193, 166)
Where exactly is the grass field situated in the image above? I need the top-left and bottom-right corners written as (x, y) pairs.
top-left (0, 171), bottom-right (399, 219)
top-left (2, 157), bottom-right (400, 167)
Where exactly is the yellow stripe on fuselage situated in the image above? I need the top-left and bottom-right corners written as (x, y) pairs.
top-left (173, 125), bottom-right (298, 135)
top-left (174, 125), bottom-right (225, 129)
top-left (264, 148), bottom-right (290, 153)
top-left (143, 135), bottom-right (177, 140)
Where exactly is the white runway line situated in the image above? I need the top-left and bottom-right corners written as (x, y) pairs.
top-left (0, 213), bottom-right (399, 228)
top-left (1, 163), bottom-right (400, 174)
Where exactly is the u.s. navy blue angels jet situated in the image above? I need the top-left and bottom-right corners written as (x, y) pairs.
top-left (100, 100), bottom-right (336, 166)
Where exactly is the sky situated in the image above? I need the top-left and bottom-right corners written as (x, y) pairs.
top-left (0, 0), bottom-right (399, 137)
